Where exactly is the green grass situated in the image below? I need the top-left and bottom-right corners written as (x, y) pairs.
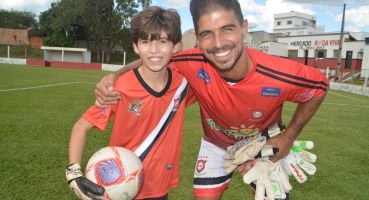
top-left (1, 63), bottom-right (369, 199)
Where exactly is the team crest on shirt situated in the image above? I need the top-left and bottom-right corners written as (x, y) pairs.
top-left (196, 159), bottom-right (206, 173)
top-left (250, 108), bottom-right (265, 121)
top-left (128, 100), bottom-right (142, 116)
top-left (173, 95), bottom-right (180, 111)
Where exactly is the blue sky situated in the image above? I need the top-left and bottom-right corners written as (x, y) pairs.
top-left (1, 0), bottom-right (368, 33)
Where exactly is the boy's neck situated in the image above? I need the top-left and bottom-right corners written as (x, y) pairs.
top-left (138, 66), bottom-right (169, 93)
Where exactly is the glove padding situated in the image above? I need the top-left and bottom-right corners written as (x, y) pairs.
top-left (222, 136), bottom-right (267, 174)
top-left (66, 163), bottom-right (105, 200)
top-left (280, 140), bottom-right (317, 183)
top-left (224, 136), bottom-right (267, 163)
top-left (243, 160), bottom-right (292, 200)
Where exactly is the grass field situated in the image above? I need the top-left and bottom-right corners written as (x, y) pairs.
top-left (0, 63), bottom-right (368, 200)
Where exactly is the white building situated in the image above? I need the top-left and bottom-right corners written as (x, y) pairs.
top-left (273, 11), bottom-right (325, 36)
top-left (259, 32), bottom-right (368, 80)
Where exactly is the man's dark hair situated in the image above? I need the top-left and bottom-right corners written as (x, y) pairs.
top-left (130, 6), bottom-right (182, 45)
top-left (189, 0), bottom-right (244, 34)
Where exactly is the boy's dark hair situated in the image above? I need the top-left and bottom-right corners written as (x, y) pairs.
top-left (189, 0), bottom-right (244, 34)
top-left (130, 6), bottom-right (181, 45)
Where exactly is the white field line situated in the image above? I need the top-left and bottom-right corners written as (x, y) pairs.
top-left (323, 103), bottom-right (369, 108)
top-left (328, 91), bottom-right (367, 102)
top-left (0, 82), bottom-right (94, 92)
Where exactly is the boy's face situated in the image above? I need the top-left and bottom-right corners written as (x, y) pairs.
top-left (133, 31), bottom-right (177, 73)
top-left (195, 10), bottom-right (247, 72)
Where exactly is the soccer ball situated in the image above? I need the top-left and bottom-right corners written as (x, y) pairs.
top-left (85, 146), bottom-right (144, 200)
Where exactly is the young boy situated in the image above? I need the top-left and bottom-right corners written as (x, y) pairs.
top-left (65, 6), bottom-right (196, 200)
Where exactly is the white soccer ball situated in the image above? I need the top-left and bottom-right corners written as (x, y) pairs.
top-left (85, 146), bottom-right (144, 200)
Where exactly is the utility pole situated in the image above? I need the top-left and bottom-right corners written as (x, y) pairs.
top-left (336, 3), bottom-right (346, 82)
top-left (143, 0), bottom-right (148, 9)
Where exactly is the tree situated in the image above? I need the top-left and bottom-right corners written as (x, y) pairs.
top-left (0, 9), bottom-right (38, 29)
top-left (138, 0), bottom-right (152, 9)
top-left (40, 0), bottom-right (140, 62)
top-left (39, 1), bottom-right (77, 47)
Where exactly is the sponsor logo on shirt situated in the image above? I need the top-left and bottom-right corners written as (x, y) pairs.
top-left (295, 90), bottom-right (315, 102)
top-left (128, 100), bottom-right (142, 116)
top-left (197, 68), bottom-right (211, 84)
top-left (261, 87), bottom-right (281, 97)
top-left (206, 119), bottom-right (261, 141)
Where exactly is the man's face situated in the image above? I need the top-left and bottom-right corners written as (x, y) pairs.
top-left (196, 10), bottom-right (247, 72)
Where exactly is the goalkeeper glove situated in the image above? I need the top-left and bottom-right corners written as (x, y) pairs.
top-left (224, 136), bottom-right (267, 163)
top-left (66, 163), bottom-right (105, 200)
top-left (222, 142), bottom-right (278, 174)
top-left (280, 140), bottom-right (317, 183)
top-left (243, 160), bottom-right (292, 200)
top-left (222, 136), bottom-right (267, 174)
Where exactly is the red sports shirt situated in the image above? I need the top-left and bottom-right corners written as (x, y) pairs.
top-left (83, 68), bottom-right (197, 199)
top-left (168, 47), bottom-right (328, 149)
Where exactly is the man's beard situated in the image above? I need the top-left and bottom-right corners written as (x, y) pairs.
top-left (207, 45), bottom-right (243, 72)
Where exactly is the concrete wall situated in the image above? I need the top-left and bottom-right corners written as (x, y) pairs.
top-left (181, 29), bottom-right (197, 51)
top-left (0, 58), bottom-right (26, 65)
top-left (329, 81), bottom-right (369, 96)
top-left (361, 38), bottom-right (369, 79)
top-left (102, 64), bottom-right (124, 72)
top-left (50, 61), bottom-right (101, 70)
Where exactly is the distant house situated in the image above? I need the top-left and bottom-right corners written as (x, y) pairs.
top-left (181, 29), bottom-right (197, 51)
top-left (0, 27), bottom-right (45, 48)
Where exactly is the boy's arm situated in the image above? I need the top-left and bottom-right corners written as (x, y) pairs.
top-left (66, 117), bottom-right (105, 199)
top-left (95, 59), bottom-right (143, 108)
top-left (68, 117), bottom-right (94, 164)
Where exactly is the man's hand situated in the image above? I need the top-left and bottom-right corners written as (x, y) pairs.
top-left (66, 163), bottom-right (105, 200)
top-left (266, 132), bottom-right (295, 162)
top-left (243, 160), bottom-right (292, 200)
top-left (95, 73), bottom-right (121, 108)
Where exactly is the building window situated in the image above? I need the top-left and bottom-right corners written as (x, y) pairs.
top-left (315, 50), bottom-right (327, 58)
top-left (288, 50), bottom-right (298, 58)
top-left (302, 21), bottom-right (308, 26)
top-left (286, 32), bottom-right (291, 36)
top-left (287, 20), bottom-right (292, 25)
top-left (277, 21), bottom-right (281, 26)
top-left (333, 49), bottom-right (339, 57)
top-left (297, 31), bottom-right (304, 35)
top-left (14, 35), bottom-right (17, 44)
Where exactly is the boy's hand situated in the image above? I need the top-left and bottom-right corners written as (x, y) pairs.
top-left (66, 163), bottom-right (105, 200)
top-left (95, 73), bottom-right (121, 108)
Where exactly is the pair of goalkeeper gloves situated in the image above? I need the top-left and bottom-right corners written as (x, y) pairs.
top-left (65, 163), bottom-right (106, 200)
top-left (222, 137), bottom-right (317, 200)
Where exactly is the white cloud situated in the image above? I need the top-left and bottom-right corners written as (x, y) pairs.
top-left (325, 10), bottom-right (334, 17)
top-left (0, 0), bottom-right (51, 15)
top-left (334, 5), bottom-right (369, 31)
top-left (163, 0), bottom-right (188, 9)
